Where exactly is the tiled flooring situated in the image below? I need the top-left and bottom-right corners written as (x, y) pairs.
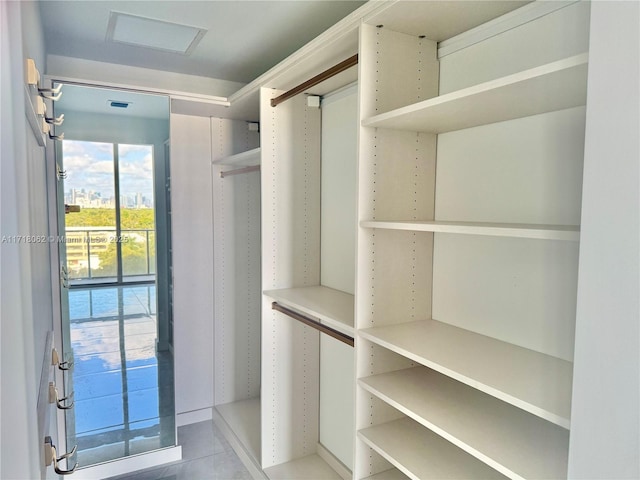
top-left (105, 421), bottom-right (253, 480)
top-left (68, 285), bottom-right (175, 467)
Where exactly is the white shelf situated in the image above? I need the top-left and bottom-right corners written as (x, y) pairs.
top-left (215, 397), bottom-right (261, 463)
top-left (212, 147), bottom-right (261, 166)
top-left (264, 286), bottom-right (354, 337)
top-left (360, 367), bottom-right (569, 479)
top-left (358, 418), bottom-right (505, 480)
top-left (360, 220), bottom-right (579, 241)
top-left (364, 469), bottom-right (409, 480)
top-left (362, 54), bottom-right (588, 133)
top-left (359, 319), bottom-right (572, 428)
top-left (265, 453), bottom-right (342, 480)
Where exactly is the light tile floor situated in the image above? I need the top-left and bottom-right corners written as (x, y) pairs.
top-left (68, 285), bottom-right (175, 467)
top-left (105, 421), bottom-right (253, 480)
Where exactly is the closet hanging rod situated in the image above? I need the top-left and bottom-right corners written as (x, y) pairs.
top-left (270, 54), bottom-right (358, 108)
top-left (220, 165), bottom-right (260, 178)
top-left (272, 302), bottom-right (354, 347)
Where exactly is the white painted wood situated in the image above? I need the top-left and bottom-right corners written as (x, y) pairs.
top-left (216, 397), bottom-right (261, 463)
top-left (432, 234), bottom-right (579, 362)
top-left (366, 27), bottom-right (439, 114)
top-left (364, 469), bottom-right (409, 480)
top-left (363, 1), bottom-right (529, 41)
top-left (260, 88), bottom-right (322, 468)
top-left (362, 54), bottom-right (588, 133)
top-left (358, 418), bottom-right (506, 480)
top-left (438, 1), bottom-right (580, 57)
top-left (435, 106), bottom-right (586, 226)
top-left (320, 85), bottom-right (357, 295)
top-left (317, 443), bottom-right (351, 480)
top-left (212, 147), bottom-right (261, 166)
top-left (439, 2), bottom-right (590, 93)
top-left (361, 220), bottom-right (579, 241)
top-left (264, 286), bottom-right (354, 337)
top-left (359, 319), bottom-right (573, 428)
top-left (170, 114), bottom-right (214, 417)
top-left (213, 405), bottom-right (267, 480)
top-left (320, 335), bottom-right (354, 471)
top-left (265, 454), bottom-right (342, 480)
top-left (211, 117), bottom-right (261, 407)
top-left (360, 367), bottom-right (569, 479)
top-left (568, 2), bottom-right (640, 478)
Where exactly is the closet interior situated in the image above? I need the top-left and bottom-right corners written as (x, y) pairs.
top-left (209, 1), bottom-right (592, 479)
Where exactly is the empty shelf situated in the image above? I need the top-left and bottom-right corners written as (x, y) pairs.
top-left (360, 367), bottom-right (569, 479)
top-left (359, 418), bottom-right (505, 479)
top-left (359, 319), bottom-right (572, 428)
top-left (212, 147), bottom-right (261, 166)
top-left (265, 453), bottom-right (342, 480)
top-left (362, 54), bottom-right (588, 133)
top-left (364, 469), bottom-right (409, 480)
top-left (264, 286), bottom-right (354, 337)
top-left (360, 220), bottom-right (580, 241)
top-left (215, 397), bottom-right (261, 463)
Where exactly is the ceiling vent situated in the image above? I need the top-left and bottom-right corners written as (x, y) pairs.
top-left (106, 11), bottom-right (206, 55)
top-left (109, 100), bottom-right (131, 109)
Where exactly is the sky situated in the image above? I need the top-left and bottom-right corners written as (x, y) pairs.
top-left (63, 140), bottom-right (155, 202)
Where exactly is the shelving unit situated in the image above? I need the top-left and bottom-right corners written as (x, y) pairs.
top-left (211, 116), bottom-right (262, 471)
top-left (359, 319), bottom-right (572, 427)
top-left (358, 417), bottom-right (506, 480)
top-left (364, 469), bottom-right (409, 480)
top-left (354, 1), bottom-right (590, 479)
top-left (212, 147), bottom-right (261, 167)
top-left (264, 286), bottom-right (354, 337)
top-left (360, 220), bottom-right (579, 241)
top-left (361, 54), bottom-right (588, 133)
top-left (216, 398), bottom-right (261, 462)
top-left (359, 367), bottom-right (569, 479)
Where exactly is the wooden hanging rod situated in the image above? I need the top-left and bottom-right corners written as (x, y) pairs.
top-left (272, 302), bottom-right (354, 347)
top-left (220, 165), bottom-right (260, 178)
top-left (270, 54), bottom-right (358, 108)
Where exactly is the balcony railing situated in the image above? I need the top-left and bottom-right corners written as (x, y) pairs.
top-left (65, 228), bottom-right (155, 281)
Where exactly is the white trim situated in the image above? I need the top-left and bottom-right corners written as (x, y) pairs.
top-left (212, 407), bottom-right (267, 480)
top-left (438, 1), bottom-right (581, 58)
top-left (44, 74), bottom-right (228, 105)
top-left (70, 446), bottom-right (182, 480)
top-left (317, 443), bottom-right (352, 480)
top-left (228, 1), bottom-right (386, 105)
top-left (176, 407), bottom-right (213, 426)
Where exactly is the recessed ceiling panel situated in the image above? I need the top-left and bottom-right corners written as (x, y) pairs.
top-left (106, 11), bottom-right (206, 54)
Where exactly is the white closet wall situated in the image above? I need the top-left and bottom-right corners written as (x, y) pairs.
top-left (170, 114), bottom-right (214, 422)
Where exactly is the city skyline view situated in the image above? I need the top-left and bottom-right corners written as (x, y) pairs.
top-left (63, 140), bottom-right (155, 208)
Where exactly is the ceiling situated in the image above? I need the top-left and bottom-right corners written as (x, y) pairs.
top-left (55, 84), bottom-right (170, 119)
top-left (39, 0), bottom-right (367, 84)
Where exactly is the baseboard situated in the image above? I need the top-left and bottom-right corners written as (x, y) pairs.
top-left (317, 443), bottom-right (351, 480)
top-left (212, 407), bottom-right (267, 480)
top-left (71, 445), bottom-right (182, 480)
top-left (176, 407), bottom-right (213, 426)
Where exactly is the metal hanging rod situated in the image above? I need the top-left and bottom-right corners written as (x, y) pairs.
top-left (272, 302), bottom-right (354, 347)
top-left (220, 165), bottom-right (260, 178)
top-left (270, 54), bottom-right (358, 108)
